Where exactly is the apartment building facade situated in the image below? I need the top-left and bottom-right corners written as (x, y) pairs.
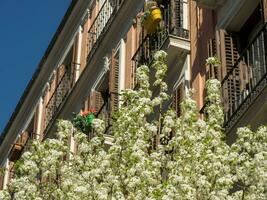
top-left (0, 0), bottom-right (266, 190)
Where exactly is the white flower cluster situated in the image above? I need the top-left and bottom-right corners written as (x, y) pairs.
top-left (206, 56), bottom-right (221, 66)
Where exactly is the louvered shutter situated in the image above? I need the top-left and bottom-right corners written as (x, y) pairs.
top-left (169, 0), bottom-right (183, 35)
top-left (171, 0), bottom-right (183, 34)
top-left (172, 82), bottom-right (184, 117)
top-left (0, 173), bottom-right (4, 190)
top-left (219, 30), bottom-right (240, 118)
top-left (88, 90), bottom-right (104, 113)
top-left (221, 31), bottom-right (239, 74)
top-left (109, 50), bottom-right (119, 114)
top-left (264, 0), bottom-right (267, 22)
top-left (207, 38), bottom-right (220, 79)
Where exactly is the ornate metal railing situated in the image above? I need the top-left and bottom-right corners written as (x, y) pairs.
top-left (44, 71), bottom-right (71, 131)
top-left (222, 24), bottom-right (267, 131)
top-left (131, 0), bottom-right (189, 69)
top-left (87, 0), bottom-right (124, 59)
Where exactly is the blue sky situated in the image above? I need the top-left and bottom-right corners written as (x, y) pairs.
top-left (0, 0), bottom-right (71, 134)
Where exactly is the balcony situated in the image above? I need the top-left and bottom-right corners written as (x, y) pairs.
top-left (87, 0), bottom-right (125, 60)
top-left (193, 0), bottom-right (226, 9)
top-left (132, 0), bottom-right (190, 89)
top-left (44, 69), bottom-right (73, 132)
top-left (222, 23), bottom-right (267, 132)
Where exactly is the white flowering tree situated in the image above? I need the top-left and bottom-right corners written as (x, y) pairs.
top-left (0, 51), bottom-right (266, 200)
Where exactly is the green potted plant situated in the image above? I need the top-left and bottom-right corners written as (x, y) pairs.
top-left (72, 108), bottom-right (96, 133)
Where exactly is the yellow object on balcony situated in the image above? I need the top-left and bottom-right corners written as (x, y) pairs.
top-left (143, 8), bottom-right (162, 34)
top-left (150, 8), bottom-right (162, 23)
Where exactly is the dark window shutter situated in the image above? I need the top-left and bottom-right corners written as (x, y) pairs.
top-left (169, 0), bottom-right (183, 34)
top-left (263, 0), bottom-right (267, 22)
top-left (219, 30), bottom-right (241, 118)
top-left (172, 82), bottom-right (184, 117)
top-left (109, 50), bottom-right (120, 113)
top-left (0, 173), bottom-right (4, 190)
top-left (88, 91), bottom-right (104, 113)
top-left (224, 32), bottom-right (239, 72)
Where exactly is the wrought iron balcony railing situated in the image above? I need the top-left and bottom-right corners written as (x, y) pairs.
top-left (132, 0), bottom-right (189, 69)
top-left (44, 70), bottom-right (72, 132)
top-left (222, 24), bottom-right (267, 130)
top-left (87, 0), bottom-right (124, 60)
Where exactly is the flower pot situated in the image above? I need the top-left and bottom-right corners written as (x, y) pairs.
top-left (150, 7), bottom-right (162, 23)
top-left (143, 8), bottom-right (162, 34)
